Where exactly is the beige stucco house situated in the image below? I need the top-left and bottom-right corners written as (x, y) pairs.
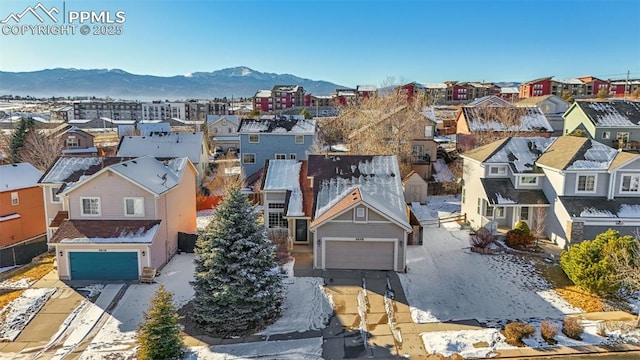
top-left (40, 156), bottom-right (197, 280)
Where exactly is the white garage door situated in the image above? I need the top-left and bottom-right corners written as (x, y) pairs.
top-left (324, 240), bottom-right (395, 270)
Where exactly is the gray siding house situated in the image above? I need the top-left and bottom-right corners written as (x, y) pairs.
top-left (238, 116), bottom-right (316, 179)
top-left (261, 155), bottom-right (412, 272)
top-left (462, 135), bottom-right (640, 249)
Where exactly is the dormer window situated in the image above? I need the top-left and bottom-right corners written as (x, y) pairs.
top-left (489, 166), bottom-right (507, 176)
top-left (66, 135), bottom-right (79, 147)
top-left (519, 176), bottom-right (538, 185)
top-left (576, 174), bottom-right (596, 193)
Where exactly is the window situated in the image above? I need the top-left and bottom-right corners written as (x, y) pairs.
top-left (520, 207), bottom-right (529, 221)
top-left (489, 166), bottom-right (507, 176)
top-left (66, 135), bottom-right (79, 147)
top-left (51, 188), bottom-right (60, 203)
top-left (412, 145), bottom-right (424, 156)
top-left (80, 197), bottom-right (101, 216)
top-left (268, 212), bottom-right (288, 228)
top-left (519, 176), bottom-right (538, 185)
top-left (621, 175), bottom-right (640, 192)
top-left (602, 131), bottom-right (610, 140)
top-left (289, 153), bottom-right (297, 160)
top-left (11, 192), bottom-right (18, 206)
top-left (494, 207), bottom-right (505, 218)
top-left (356, 208), bottom-right (365, 217)
top-left (576, 175), bottom-right (596, 192)
top-left (295, 135), bottom-right (304, 144)
top-left (124, 197), bottom-right (144, 216)
top-left (248, 134), bottom-right (259, 143)
top-left (462, 188), bottom-right (465, 204)
top-left (268, 203), bottom-right (285, 209)
top-left (243, 153), bottom-right (256, 164)
top-left (483, 204), bottom-right (493, 217)
top-left (275, 154), bottom-right (286, 160)
top-left (617, 132), bottom-right (630, 143)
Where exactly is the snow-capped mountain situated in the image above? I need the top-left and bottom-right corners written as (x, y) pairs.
top-left (0, 66), bottom-right (344, 100)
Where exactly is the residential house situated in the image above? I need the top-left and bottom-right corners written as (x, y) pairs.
top-left (41, 156), bottom-right (197, 280)
top-left (206, 115), bottom-right (240, 152)
top-left (423, 105), bottom-right (459, 136)
top-left (461, 137), bottom-right (552, 233)
top-left (356, 85), bottom-right (377, 98)
top-left (403, 171), bottom-right (429, 204)
top-left (465, 95), bottom-right (513, 108)
top-left (0, 163), bottom-right (47, 265)
top-left (396, 82), bottom-right (427, 102)
top-left (51, 105), bottom-right (74, 121)
top-left (499, 87), bottom-right (520, 102)
top-left (347, 106), bottom-right (438, 179)
top-left (116, 132), bottom-right (209, 181)
top-left (261, 155), bottom-right (412, 271)
top-left (49, 124), bottom-right (98, 156)
top-left (462, 136), bottom-right (640, 249)
top-left (238, 116), bottom-right (317, 179)
top-left (516, 95), bottom-right (570, 136)
top-left (456, 101), bottom-right (554, 149)
top-left (563, 100), bottom-right (640, 149)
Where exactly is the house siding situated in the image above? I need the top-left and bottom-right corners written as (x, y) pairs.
top-left (563, 172), bottom-right (609, 197)
top-left (240, 133), bottom-right (314, 177)
top-left (541, 169), bottom-right (572, 248)
top-left (314, 221), bottom-right (405, 272)
top-left (563, 106), bottom-right (596, 137)
top-left (41, 184), bottom-right (65, 239)
top-left (461, 161), bottom-right (488, 228)
top-left (160, 166), bottom-right (197, 267)
top-left (0, 186), bottom-right (46, 247)
top-left (67, 171), bottom-right (157, 220)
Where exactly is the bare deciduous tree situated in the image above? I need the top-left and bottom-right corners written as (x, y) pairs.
top-left (607, 237), bottom-right (640, 324)
top-left (532, 203), bottom-right (547, 246)
top-left (19, 129), bottom-right (65, 171)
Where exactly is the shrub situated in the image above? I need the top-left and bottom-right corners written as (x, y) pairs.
top-left (268, 229), bottom-right (292, 266)
top-left (505, 229), bottom-right (536, 247)
top-left (562, 316), bottom-right (584, 340)
top-left (469, 227), bottom-right (496, 249)
top-left (514, 221), bottom-right (530, 234)
top-left (503, 322), bottom-right (535, 347)
top-left (560, 229), bottom-right (637, 295)
top-left (540, 320), bottom-right (558, 345)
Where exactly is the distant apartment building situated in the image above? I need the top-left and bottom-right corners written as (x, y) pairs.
top-left (185, 101), bottom-right (228, 122)
top-left (73, 101), bottom-right (143, 120)
top-left (610, 79), bottom-right (640, 98)
top-left (141, 101), bottom-right (186, 121)
top-left (304, 94), bottom-right (333, 107)
top-left (424, 82), bottom-right (499, 103)
top-left (253, 85), bottom-right (305, 113)
top-left (51, 105), bottom-right (74, 121)
top-left (519, 76), bottom-right (612, 99)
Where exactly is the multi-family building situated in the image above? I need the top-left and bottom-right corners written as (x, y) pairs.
top-left (73, 101), bottom-right (143, 120)
top-left (253, 85), bottom-right (305, 113)
top-left (519, 76), bottom-right (612, 99)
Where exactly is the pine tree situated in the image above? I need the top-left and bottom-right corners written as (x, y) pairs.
top-left (191, 185), bottom-right (284, 337)
top-left (9, 117), bottom-right (34, 163)
top-left (136, 285), bottom-right (184, 360)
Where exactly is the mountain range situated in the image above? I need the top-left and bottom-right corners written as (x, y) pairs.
top-left (0, 67), bottom-right (345, 100)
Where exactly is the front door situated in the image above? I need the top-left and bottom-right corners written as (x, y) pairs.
top-left (295, 219), bottom-right (308, 243)
top-left (518, 207), bottom-right (530, 225)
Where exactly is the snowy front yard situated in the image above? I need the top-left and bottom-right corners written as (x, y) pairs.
top-left (81, 254), bottom-right (331, 359)
top-left (400, 227), bottom-right (580, 323)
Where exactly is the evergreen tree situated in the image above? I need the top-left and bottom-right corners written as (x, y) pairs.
top-left (9, 117), bottom-right (34, 163)
top-left (136, 285), bottom-right (184, 360)
top-left (191, 185), bottom-right (284, 337)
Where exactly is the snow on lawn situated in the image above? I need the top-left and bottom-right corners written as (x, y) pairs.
top-left (400, 227), bottom-right (580, 324)
top-left (0, 278), bottom-right (33, 289)
top-left (432, 159), bottom-right (455, 182)
top-left (81, 254), bottom-right (195, 358)
top-left (0, 288), bottom-right (56, 341)
top-left (187, 337), bottom-right (323, 360)
top-left (258, 277), bottom-right (332, 335)
top-left (197, 209), bottom-right (215, 231)
top-left (411, 195), bottom-right (461, 222)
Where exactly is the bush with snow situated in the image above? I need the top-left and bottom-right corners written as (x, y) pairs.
top-left (190, 185), bottom-right (284, 337)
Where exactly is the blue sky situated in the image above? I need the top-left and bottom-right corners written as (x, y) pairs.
top-left (1, 0), bottom-right (639, 86)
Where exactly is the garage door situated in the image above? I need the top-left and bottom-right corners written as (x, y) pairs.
top-left (324, 240), bottom-right (395, 270)
top-left (69, 252), bottom-right (139, 280)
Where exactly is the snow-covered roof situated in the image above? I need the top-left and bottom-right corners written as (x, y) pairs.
top-left (466, 95), bottom-right (513, 108)
top-left (136, 122), bottom-right (171, 136)
top-left (61, 146), bottom-right (98, 154)
top-left (574, 100), bottom-right (640, 127)
top-left (206, 115), bottom-right (239, 126)
top-left (50, 220), bottom-right (161, 244)
top-left (500, 87), bottom-right (520, 94)
top-left (263, 160), bottom-right (304, 217)
top-left (0, 163), bottom-right (42, 192)
top-left (255, 90), bottom-right (272, 98)
top-left (336, 90), bottom-right (356, 97)
top-left (311, 155), bottom-right (410, 229)
top-left (356, 85), bottom-right (376, 92)
top-left (116, 132), bottom-right (204, 164)
top-left (560, 197), bottom-right (640, 219)
top-left (40, 157), bottom-right (104, 184)
top-left (565, 141), bottom-right (617, 170)
top-left (105, 156), bottom-right (188, 195)
top-left (238, 117), bottom-right (316, 134)
top-left (553, 77), bottom-right (583, 85)
top-left (462, 107), bottom-right (553, 132)
top-left (484, 137), bottom-right (556, 173)
top-left (425, 82), bottom-right (448, 89)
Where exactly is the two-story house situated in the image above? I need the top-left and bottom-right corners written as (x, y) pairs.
top-left (40, 156), bottom-right (197, 280)
top-left (516, 95), bottom-right (570, 136)
top-left (206, 115), bottom-right (240, 152)
top-left (563, 100), bottom-right (640, 150)
top-left (52, 125), bottom-right (98, 156)
top-left (238, 116), bottom-right (317, 179)
top-left (462, 136), bottom-right (640, 249)
top-left (116, 131), bottom-right (210, 182)
top-left (0, 163), bottom-right (47, 265)
top-left (261, 155), bottom-right (412, 272)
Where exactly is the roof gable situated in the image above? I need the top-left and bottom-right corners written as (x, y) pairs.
top-left (466, 95), bottom-right (513, 108)
top-left (575, 100), bottom-right (640, 127)
top-left (262, 160), bottom-right (304, 217)
top-left (460, 138), bottom-right (509, 163)
top-left (485, 137), bottom-right (556, 173)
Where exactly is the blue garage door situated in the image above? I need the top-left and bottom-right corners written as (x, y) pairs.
top-left (69, 252), bottom-right (139, 280)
